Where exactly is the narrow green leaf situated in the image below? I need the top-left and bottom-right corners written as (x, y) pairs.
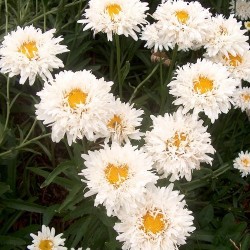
top-left (190, 230), bottom-right (214, 243)
top-left (121, 61), bottom-right (130, 83)
top-left (58, 183), bottom-right (82, 212)
top-left (241, 233), bottom-right (250, 250)
top-left (0, 235), bottom-right (26, 246)
top-left (28, 167), bottom-right (73, 189)
top-left (40, 161), bottom-right (72, 188)
top-left (0, 182), bottom-right (10, 195)
top-left (1, 198), bottom-right (45, 213)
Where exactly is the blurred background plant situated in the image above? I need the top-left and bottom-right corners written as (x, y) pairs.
top-left (0, 0), bottom-right (250, 249)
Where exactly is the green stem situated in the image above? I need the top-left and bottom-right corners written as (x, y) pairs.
top-left (159, 44), bottom-right (178, 114)
top-left (129, 64), bottom-right (159, 103)
top-left (4, 76), bottom-right (10, 131)
top-left (0, 133), bottom-right (51, 158)
top-left (64, 139), bottom-right (73, 160)
top-left (23, 118), bottom-right (37, 143)
top-left (115, 34), bottom-right (122, 99)
top-left (179, 163), bottom-right (231, 192)
top-left (35, 0), bottom-right (38, 16)
top-left (166, 44), bottom-right (178, 85)
top-left (42, 2), bottom-right (46, 31)
top-left (159, 60), bottom-right (165, 114)
top-left (5, 0), bottom-right (8, 34)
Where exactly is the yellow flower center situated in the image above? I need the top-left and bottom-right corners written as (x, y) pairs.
top-left (39, 239), bottom-right (53, 250)
top-left (106, 4), bottom-right (121, 20)
top-left (141, 211), bottom-right (166, 234)
top-left (242, 94), bottom-right (250, 102)
top-left (166, 132), bottom-right (187, 148)
top-left (105, 163), bottom-right (129, 188)
top-left (241, 158), bottom-right (250, 167)
top-left (224, 53), bottom-right (243, 67)
top-left (244, 21), bottom-right (250, 30)
top-left (67, 88), bottom-right (87, 109)
top-left (193, 76), bottom-right (214, 94)
top-left (219, 25), bottom-right (228, 35)
top-left (18, 41), bottom-right (38, 59)
top-left (175, 10), bottom-right (189, 24)
top-left (107, 114), bottom-right (122, 129)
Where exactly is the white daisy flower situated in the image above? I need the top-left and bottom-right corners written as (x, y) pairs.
top-left (0, 25), bottom-right (68, 85)
top-left (233, 87), bottom-right (250, 112)
top-left (102, 98), bottom-right (144, 144)
top-left (27, 225), bottom-right (66, 250)
top-left (114, 184), bottom-right (195, 250)
top-left (80, 143), bottom-right (158, 217)
top-left (144, 108), bottom-right (215, 181)
top-left (78, 0), bottom-right (149, 41)
top-left (141, 0), bottom-right (211, 51)
top-left (233, 150), bottom-right (250, 177)
top-left (168, 59), bottom-right (239, 123)
top-left (229, 0), bottom-right (250, 20)
top-left (206, 50), bottom-right (250, 82)
top-left (245, 21), bottom-right (250, 30)
top-left (204, 15), bottom-right (249, 57)
top-left (35, 70), bottom-right (114, 145)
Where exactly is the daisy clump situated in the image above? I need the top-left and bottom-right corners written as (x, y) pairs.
top-left (102, 98), bottom-right (144, 144)
top-left (141, 0), bottom-right (211, 52)
top-left (114, 184), bottom-right (195, 250)
top-left (168, 59), bottom-right (239, 123)
top-left (144, 108), bottom-right (215, 181)
top-left (27, 225), bottom-right (66, 250)
top-left (233, 151), bottom-right (250, 177)
top-left (80, 143), bottom-right (158, 217)
top-left (0, 25), bottom-right (68, 85)
top-left (35, 70), bottom-right (114, 145)
top-left (78, 0), bottom-right (149, 41)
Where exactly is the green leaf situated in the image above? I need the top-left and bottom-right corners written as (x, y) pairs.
top-left (0, 182), bottom-right (10, 195)
top-left (40, 161), bottom-right (72, 188)
top-left (121, 61), bottom-right (130, 84)
top-left (1, 198), bottom-right (45, 213)
top-left (43, 204), bottom-right (60, 225)
top-left (241, 233), bottom-right (250, 250)
top-left (58, 182), bottom-right (83, 212)
top-left (28, 167), bottom-right (73, 189)
top-left (198, 205), bottom-right (214, 228)
top-left (190, 230), bottom-right (214, 243)
top-left (0, 235), bottom-right (26, 246)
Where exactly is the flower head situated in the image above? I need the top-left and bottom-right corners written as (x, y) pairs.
top-left (204, 15), bottom-right (249, 57)
top-left (114, 184), bottom-right (195, 250)
top-left (233, 87), bottom-right (250, 112)
top-left (233, 151), bottom-right (250, 177)
top-left (0, 25), bottom-right (68, 85)
top-left (206, 49), bottom-right (250, 82)
top-left (78, 0), bottom-right (149, 41)
top-left (144, 108), bottom-right (215, 181)
top-left (141, 0), bottom-right (211, 51)
top-left (102, 98), bottom-right (144, 144)
top-left (229, 0), bottom-right (250, 20)
top-left (35, 70), bottom-right (114, 145)
top-left (245, 21), bottom-right (250, 30)
top-left (80, 143), bottom-right (158, 216)
top-left (168, 59), bottom-right (239, 123)
top-left (27, 225), bottom-right (66, 250)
